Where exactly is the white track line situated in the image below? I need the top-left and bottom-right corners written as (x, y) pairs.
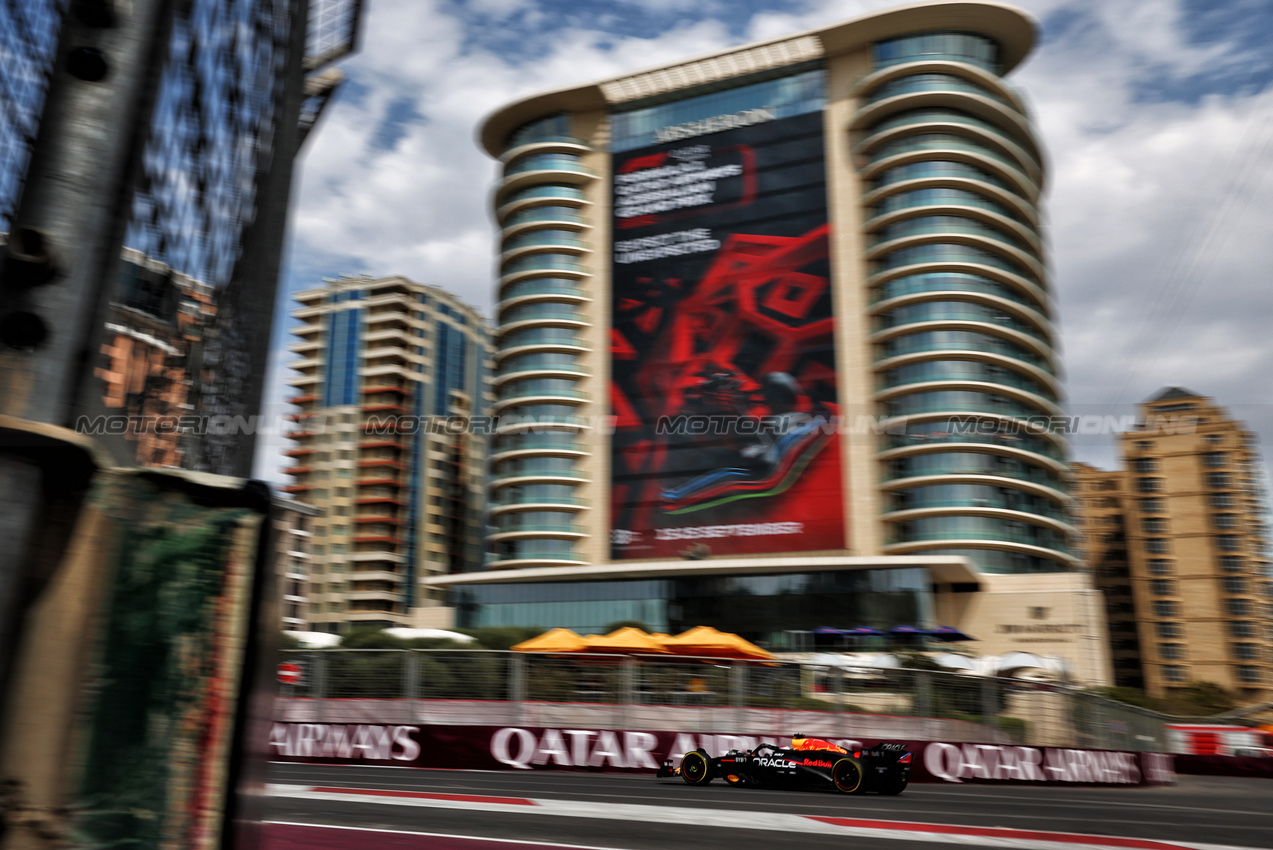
top-left (265, 785), bottom-right (1265, 850)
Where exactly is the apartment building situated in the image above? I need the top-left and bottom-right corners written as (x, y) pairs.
top-left (283, 274), bottom-right (492, 632)
top-left (1074, 389), bottom-right (1273, 700)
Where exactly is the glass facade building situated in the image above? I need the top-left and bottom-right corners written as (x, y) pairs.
top-left (455, 566), bottom-right (933, 644)
top-left (284, 275), bottom-right (493, 632)
top-left (460, 4), bottom-right (1086, 642)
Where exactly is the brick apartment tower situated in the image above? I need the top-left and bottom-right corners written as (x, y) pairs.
top-left (1074, 389), bottom-right (1273, 701)
top-left (284, 274), bottom-right (492, 633)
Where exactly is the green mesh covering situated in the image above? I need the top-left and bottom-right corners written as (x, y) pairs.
top-left (71, 473), bottom-right (263, 849)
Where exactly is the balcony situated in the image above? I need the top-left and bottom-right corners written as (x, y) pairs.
top-left (359, 459), bottom-right (406, 471)
top-left (357, 477), bottom-right (402, 488)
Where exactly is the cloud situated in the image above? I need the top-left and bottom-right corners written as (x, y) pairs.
top-left (256, 0), bottom-right (1273, 485)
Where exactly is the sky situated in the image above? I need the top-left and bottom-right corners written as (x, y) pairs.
top-left (252, 0), bottom-right (1273, 488)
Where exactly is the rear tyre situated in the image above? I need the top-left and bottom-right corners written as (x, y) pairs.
top-left (831, 757), bottom-right (864, 795)
top-left (681, 750), bottom-right (712, 785)
top-left (878, 775), bottom-right (908, 796)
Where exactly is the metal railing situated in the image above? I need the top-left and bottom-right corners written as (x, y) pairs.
top-left (277, 649), bottom-right (1175, 752)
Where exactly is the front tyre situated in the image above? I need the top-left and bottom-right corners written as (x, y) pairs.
top-left (681, 750), bottom-right (712, 785)
top-left (832, 758), bottom-right (864, 795)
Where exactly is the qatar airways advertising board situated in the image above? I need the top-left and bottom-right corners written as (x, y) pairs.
top-left (608, 86), bottom-right (845, 560)
top-left (269, 723), bottom-right (1176, 787)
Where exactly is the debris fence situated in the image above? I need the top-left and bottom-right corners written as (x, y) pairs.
top-left (277, 649), bottom-right (1172, 751)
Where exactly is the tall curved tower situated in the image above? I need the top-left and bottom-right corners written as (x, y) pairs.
top-left (443, 2), bottom-right (1097, 677)
top-left (855, 32), bottom-right (1074, 573)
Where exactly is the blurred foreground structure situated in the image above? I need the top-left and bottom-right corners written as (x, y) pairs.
top-left (0, 0), bottom-right (363, 847)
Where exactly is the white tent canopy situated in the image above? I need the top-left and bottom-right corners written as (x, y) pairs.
top-left (383, 627), bottom-right (476, 643)
top-left (284, 630), bottom-right (341, 648)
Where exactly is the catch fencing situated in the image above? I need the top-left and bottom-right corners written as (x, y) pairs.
top-left (276, 649), bottom-right (1172, 752)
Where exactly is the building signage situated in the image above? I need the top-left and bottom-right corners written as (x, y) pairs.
top-left (608, 80), bottom-right (845, 560)
top-left (653, 107), bottom-right (775, 143)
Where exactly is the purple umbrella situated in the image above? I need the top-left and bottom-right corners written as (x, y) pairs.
top-left (927, 625), bottom-right (975, 642)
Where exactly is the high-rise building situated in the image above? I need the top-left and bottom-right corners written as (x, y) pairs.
top-left (284, 274), bottom-right (492, 633)
top-left (274, 498), bottom-right (322, 632)
top-left (438, 2), bottom-right (1104, 680)
top-left (1074, 389), bottom-right (1273, 700)
top-left (1072, 462), bottom-right (1141, 687)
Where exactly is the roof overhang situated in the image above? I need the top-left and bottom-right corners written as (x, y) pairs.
top-left (479, 1), bottom-right (1036, 156)
top-left (426, 554), bottom-right (982, 588)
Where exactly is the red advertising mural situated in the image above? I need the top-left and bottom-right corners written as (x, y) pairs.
top-left (609, 110), bottom-right (844, 559)
top-left (269, 723), bottom-right (1177, 787)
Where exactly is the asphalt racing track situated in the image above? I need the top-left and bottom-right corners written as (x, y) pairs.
top-left (263, 764), bottom-right (1273, 850)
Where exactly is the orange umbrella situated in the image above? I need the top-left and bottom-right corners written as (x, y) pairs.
top-left (511, 627), bottom-right (587, 653)
top-left (582, 627), bottom-right (671, 654)
top-left (663, 626), bottom-right (775, 660)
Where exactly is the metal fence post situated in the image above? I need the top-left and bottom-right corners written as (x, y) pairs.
top-left (509, 651), bottom-right (526, 726)
top-left (404, 650), bottom-right (419, 725)
top-left (314, 650), bottom-right (328, 724)
top-left (982, 675), bottom-right (996, 740)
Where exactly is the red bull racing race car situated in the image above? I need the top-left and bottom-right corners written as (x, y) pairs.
top-left (657, 735), bottom-right (911, 795)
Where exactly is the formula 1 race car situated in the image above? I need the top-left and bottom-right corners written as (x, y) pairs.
top-left (657, 735), bottom-right (911, 795)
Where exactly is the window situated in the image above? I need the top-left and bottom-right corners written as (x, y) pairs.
top-left (1142, 517), bottom-right (1168, 534)
top-left (1148, 559), bottom-right (1172, 575)
top-left (1213, 513), bottom-right (1237, 529)
top-left (1220, 555), bottom-right (1244, 572)
top-left (1217, 535), bottom-right (1241, 551)
top-left (1233, 643), bottom-right (1257, 661)
top-left (1204, 434), bottom-right (1222, 445)
top-left (1150, 580), bottom-right (1174, 596)
top-left (315, 526), bottom-right (326, 537)
top-left (1136, 477), bottom-right (1160, 493)
top-left (1152, 600), bottom-right (1177, 617)
top-left (1223, 576), bottom-right (1247, 594)
top-left (1210, 492), bottom-right (1234, 508)
top-left (1145, 538), bottom-right (1170, 554)
top-left (1140, 498), bottom-right (1164, 513)
top-left (337, 487), bottom-right (350, 497)
top-left (1207, 471), bottom-right (1230, 488)
top-left (1136, 441), bottom-right (1151, 450)
top-left (1203, 452), bottom-right (1227, 468)
top-left (314, 545), bottom-right (325, 555)
top-left (330, 543), bottom-right (348, 554)
top-left (1155, 622), bottom-right (1181, 639)
top-left (1225, 598), bottom-right (1251, 617)
top-left (1132, 458), bottom-right (1158, 473)
top-left (1158, 643), bottom-right (1184, 660)
top-left (334, 506), bottom-right (349, 516)
top-left (1230, 621), bottom-right (1255, 638)
top-left (337, 469), bottom-right (352, 478)
top-left (1237, 667), bottom-right (1262, 684)
top-left (1162, 665), bottom-right (1186, 682)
